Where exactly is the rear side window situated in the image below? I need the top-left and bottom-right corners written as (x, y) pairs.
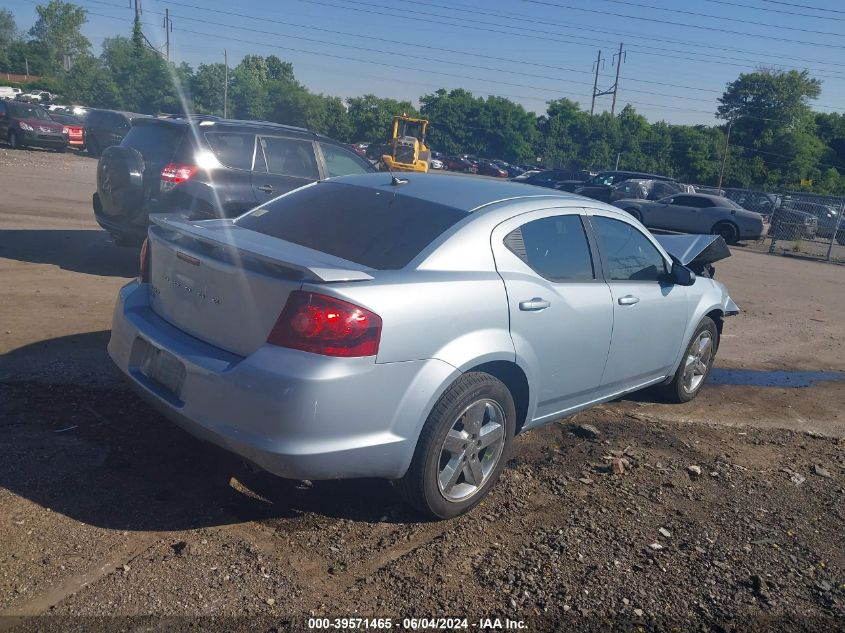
top-left (123, 124), bottom-right (192, 162)
top-left (236, 182), bottom-right (468, 269)
top-left (591, 216), bottom-right (667, 282)
top-left (319, 143), bottom-right (374, 177)
top-left (259, 136), bottom-right (319, 180)
top-left (205, 132), bottom-right (255, 170)
top-left (505, 215), bottom-right (594, 282)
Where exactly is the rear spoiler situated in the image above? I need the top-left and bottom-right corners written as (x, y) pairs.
top-left (149, 215), bottom-right (375, 282)
top-left (654, 234), bottom-right (731, 267)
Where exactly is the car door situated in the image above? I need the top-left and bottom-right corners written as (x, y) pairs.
top-left (647, 195), bottom-right (699, 232)
top-left (588, 213), bottom-right (689, 391)
top-left (252, 135), bottom-right (320, 201)
top-left (200, 130), bottom-right (259, 215)
top-left (491, 210), bottom-right (614, 423)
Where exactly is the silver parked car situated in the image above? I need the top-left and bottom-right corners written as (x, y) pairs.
top-left (612, 193), bottom-right (765, 245)
top-left (108, 174), bottom-right (738, 518)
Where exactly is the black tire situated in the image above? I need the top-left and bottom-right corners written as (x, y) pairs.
top-left (660, 317), bottom-right (719, 404)
top-left (8, 130), bottom-right (23, 150)
top-left (395, 372), bottom-right (516, 520)
top-left (836, 232), bottom-right (845, 246)
top-left (55, 145), bottom-right (66, 153)
top-left (87, 136), bottom-right (101, 157)
top-left (625, 207), bottom-right (642, 222)
top-left (712, 221), bottom-right (739, 245)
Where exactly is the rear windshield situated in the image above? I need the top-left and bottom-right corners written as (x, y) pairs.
top-left (236, 182), bottom-right (468, 269)
top-left (122, 123), bottom-right (193, 162)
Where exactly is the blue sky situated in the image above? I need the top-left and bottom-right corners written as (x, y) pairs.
top-left (6, 0), bottom-right (845, 125)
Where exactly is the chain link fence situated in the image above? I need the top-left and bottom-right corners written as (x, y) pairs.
top-left (718, 188), bottom-right (845, 263)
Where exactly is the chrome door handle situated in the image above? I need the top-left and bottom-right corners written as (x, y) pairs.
top-left (257, 185), bottom-right (274, 193)
top-left (519, 297), bottom-right (550, 311)
top-left (618, 295), bottom-right (640, 305)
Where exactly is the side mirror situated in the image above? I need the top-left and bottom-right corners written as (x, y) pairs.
top-left (671, 262), bottom-right (696, 286)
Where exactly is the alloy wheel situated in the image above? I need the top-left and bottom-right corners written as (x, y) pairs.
top-left (437, 399), bottom-right (506, 502)
top-left (683, 330), bottom-right (713, 394)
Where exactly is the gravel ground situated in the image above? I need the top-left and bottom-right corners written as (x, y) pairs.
top-left (1, 148), bottom-right (844, 632)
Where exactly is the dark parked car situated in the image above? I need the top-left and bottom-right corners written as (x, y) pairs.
top-left (768, 206), bottom-right (818, 241)
top-left (48, 112), bottom-right (85, 150)
top-left (608, 178), bottom-right (687, 203)
top-left (723, 189), bottom-right (779, 218)
top-left (84, 109), bottom-right (149, 157)
top-left (0, 100), bottom-right (67, 151)
top-left (477, 160), bottom-right (508, 178)
top-left (445, 156), bottom-right (477, 173)
top-left (780, 201), bottom-right (843, 243)
top-left (93, 115), bottom-right (377, 245)
top-left (516, 169), bottom-right (572, 189)
top-left (575, 171), bottom-right (677, 203)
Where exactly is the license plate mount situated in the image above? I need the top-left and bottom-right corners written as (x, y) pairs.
top-left (139, 343), bottom-right (186, 398)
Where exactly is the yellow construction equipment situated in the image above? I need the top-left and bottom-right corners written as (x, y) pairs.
top-left (381, 115), bottom-right (430, 173)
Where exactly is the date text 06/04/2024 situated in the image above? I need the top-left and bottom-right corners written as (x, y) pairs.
top-left (306, 617), bottom-right (528, 630)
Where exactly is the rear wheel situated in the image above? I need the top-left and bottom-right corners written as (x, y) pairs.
top-left (395, 372), bottom-right (515, 519)
top-left (712, 221), bottom-right (739, 245)
top-left (836, 232), bottom-right (845, 246)
top-left (660, 317), bottom-right (718, 403)
top-left (8, 130), bottom-right (23, 150)
top-left (87, 136), bottom-right (100, 157)
top-left (625, 207), bottom-right (642, 222)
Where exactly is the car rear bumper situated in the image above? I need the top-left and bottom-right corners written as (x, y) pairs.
top-left (108, 281), bottom-right (457, 480)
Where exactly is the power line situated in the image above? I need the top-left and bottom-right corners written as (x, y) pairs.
top-left (702, 0), bottom-right (845, 23)
top-left (594, 0), bottom-right (845, 36)
top-left (517, 0), bottom-right (845, 49)
top-left (312, 0), bottom-right (845, 80)
top-left (70, 0), bottom-right (841, 123)
top-left (757, 0), bottom-right (845, 15)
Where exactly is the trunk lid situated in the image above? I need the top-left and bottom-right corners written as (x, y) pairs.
top-left (147, 216), bottom-right (374, 356)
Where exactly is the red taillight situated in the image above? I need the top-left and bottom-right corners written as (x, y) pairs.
top-left (160, 163), bottom-right (198, 192)
top-left (267, 291), bottom-right (381, 357)
top-left (139, 237), bottom-right (151, 283)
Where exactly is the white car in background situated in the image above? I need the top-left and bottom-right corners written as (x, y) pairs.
top-left (429, 158), bottom-right (444, 170)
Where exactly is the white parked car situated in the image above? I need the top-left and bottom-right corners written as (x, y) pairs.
top-left (429, 158), bottom-right (444, 170)
top-left (0, 86), bottom-right (22, 100)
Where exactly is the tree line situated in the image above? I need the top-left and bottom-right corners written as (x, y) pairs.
top-left (2, 2), bottom-right (844, 194)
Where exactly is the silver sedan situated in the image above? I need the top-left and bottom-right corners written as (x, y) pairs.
top-left (612, 193), bottom-right (765, 244)
top-left (108, 174), bottom-right (738, 518)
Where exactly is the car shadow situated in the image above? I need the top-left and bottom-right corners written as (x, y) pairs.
top-left (0, 229), bottom-right (139, 278)
top-left (0, 332), bottom-right (419, 532)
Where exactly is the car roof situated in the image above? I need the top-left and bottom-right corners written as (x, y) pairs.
top-left (137, 115), bottom-right (334, 141)
top-left (326, 173), bottom-right (579, 212)
top-left (600, 170), bottom-right (676, 180)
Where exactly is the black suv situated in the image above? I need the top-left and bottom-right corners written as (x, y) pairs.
top-left (575, 170), bottom-right (676, 202)
top-left (84, 109), bottom-right (149, 157)
top-left (93, 116), bottom-right (376, 245)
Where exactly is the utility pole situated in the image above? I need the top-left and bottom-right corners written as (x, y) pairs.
top-left (590, 49), bottom-right (602, 116)
top-left (717, 120), bottom-right (733, 192)
top-left (610, 42), bottom-right (626, 116)
top-left (163, 8), bottom-right (172, 61)
top-left (134, 0), bottom-right (141, 19)
top-left (24, 57), bottom-right (29, 79)
top-left (223, 49), bottom-right (228, 118)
